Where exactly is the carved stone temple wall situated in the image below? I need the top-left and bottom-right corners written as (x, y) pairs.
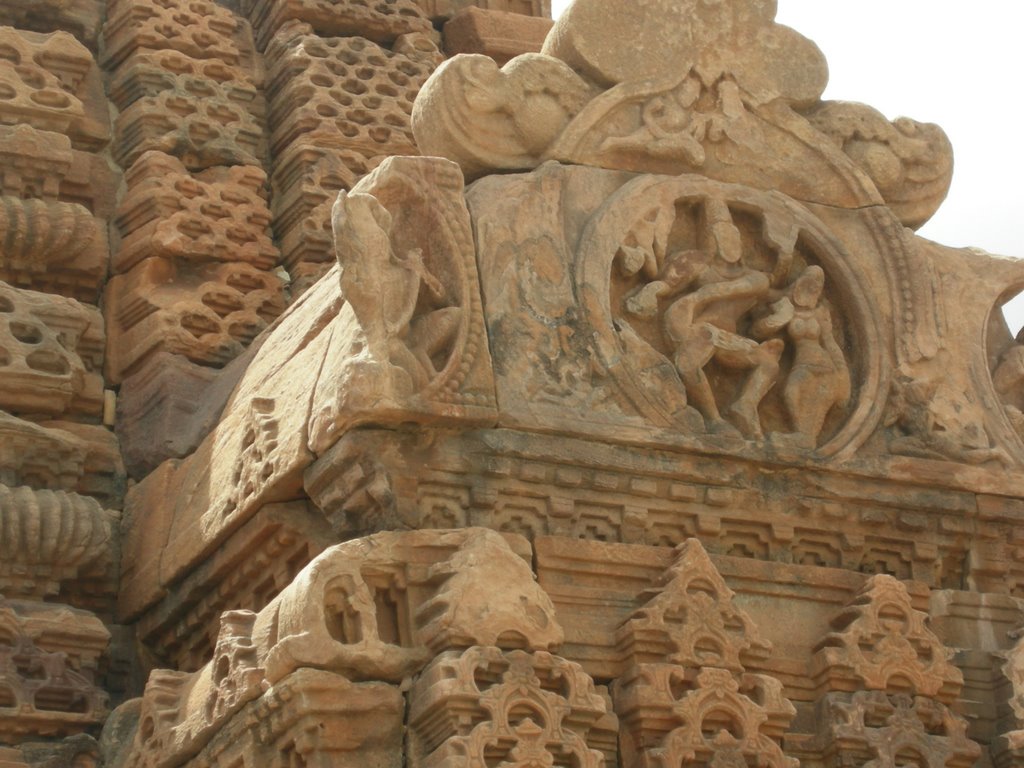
top-left (3, 1), bottom-right (1024, 766)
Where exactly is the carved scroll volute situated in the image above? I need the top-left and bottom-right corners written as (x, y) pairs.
top-left (310, 155), bottom-right (496, 452)
top-left (576, 174), bottom-right (884, 458)
top-left (339, 155), bottom-right (484, 403)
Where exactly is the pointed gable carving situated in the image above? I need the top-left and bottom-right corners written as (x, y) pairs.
top-left (613, 540), bottom-right (794, 768)
top-left (617, 538), bottom-right (770, 672)
top-left (812, 574), bottom-right (963, 703)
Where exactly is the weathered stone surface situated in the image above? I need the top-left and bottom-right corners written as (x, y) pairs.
top-left (118, 182), bottom-right (497, 567)
top-left (270, 143), bottom-right (380, 268)
top-left (0, 27), bottom-right (110, 151)
top-left (995, 629), bottom-right (1024, 765)
top-left (413, 53), bottom-right (599, 180)
top-left (311, 156), bottom-right (497, 447)
top-left (116, 157), bottom-right (497, 614)
top-left (263, 25), bottom-right (439, 270)
top-left (128, 501), bottom-right (333, 671)
top-left (287, 261), bottom-right (333, 300)
top-left (419, 0), bottom-right (551, 22)
top-left (0, 485), bottom-right (115, 601)
top-left (0, 282), bottom-right (105, 418)
top-left (806, 575), bottom-right (980, 766)
top-left (812, 574), bottom-right (964, 703)
top-left (136, 669), bottom-right (403, 768)
top-left (102, 0), bottom-right (259, 73)
top-left (811, 690), bottom-right (980, 768)
top-left (443, 6), bottom-right (553, 65)
top-left (880, 243), bottom-right (1024, 469)
top-left (805, 100), bottom-right (954, 230)
top-left (0, 125), bottom-right (73, 202)
top-left (107, 50), bottom-right (262, 114)
top-left (104, 257), bottom-right (285, 384)
top-left (115, 341), bottom-right (267, 483)
top-left (547, 0), bottom-right (825, 94)
top-left (250, 529), bottom-right (558, 682)
top-left (0, 747), bottom-right (28, 766)
top-left (0, 597), bottom-right (110, 743)
top-left (613, 540), bottom-right (795, 767)
top-left (114, 152), bottom-right (278, 274)
top-left (0, 417), bottom-right (124, 509)
top-left (467, 164), bottom-right (878, 455)
top-left (415, 0), bottom-right (910, 217)
top-left (115, 275), bottom-right (340, 616)
top-left (306, 426), bottom-right (1024, 593)
top-left (0, 0), bottom-right (103, 50)
top-left (9, 735), bottom-right (101, 768)
top-left (111, 74), bottom-right (265, 171)
top-left (0, 0), bottom-right (1018, 763)
top-left (266, 26), bottom-right (440, 158)
top-left (243, 0), bottom-right (434, 49)
top-left (114, 353), bottom-right (219, 480)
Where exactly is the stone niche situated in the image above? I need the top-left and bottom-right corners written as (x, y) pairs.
top-left (6, 1), bottom-right (1024, 768)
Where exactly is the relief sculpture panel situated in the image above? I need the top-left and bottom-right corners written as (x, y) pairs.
top-left (471, 164), bottom-right (881, 458)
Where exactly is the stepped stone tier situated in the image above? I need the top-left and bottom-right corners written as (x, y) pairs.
top-left (2, 0), bottom-right (1024, 766)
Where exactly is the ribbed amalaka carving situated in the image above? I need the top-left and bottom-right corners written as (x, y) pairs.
top-left (0, 486), bottom-right (111, 569)
top-left (0, 197), bottom-right (97, 262)
top-left (0, 197), bottom-right (107, 298)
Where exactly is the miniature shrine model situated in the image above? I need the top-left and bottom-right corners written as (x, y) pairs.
top-left (3, 0), bottom-right (1024, 766)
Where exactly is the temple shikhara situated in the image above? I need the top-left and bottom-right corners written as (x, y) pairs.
top-left (4, 0), bottom-right (1024, 765)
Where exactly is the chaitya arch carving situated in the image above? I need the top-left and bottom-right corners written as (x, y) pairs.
top-left (578, 175), bottom-right (881, 455)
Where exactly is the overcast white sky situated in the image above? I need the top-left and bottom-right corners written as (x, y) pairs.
top-left (550, 1), bottom-right (1024, 325)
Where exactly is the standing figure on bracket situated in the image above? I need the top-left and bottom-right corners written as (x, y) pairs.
top-left (754, 265), bottom-right (851, 447)
top-left (333, 191), bottom-right (462, 392)
top-left (625, 200), bottom-right (782, 439)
